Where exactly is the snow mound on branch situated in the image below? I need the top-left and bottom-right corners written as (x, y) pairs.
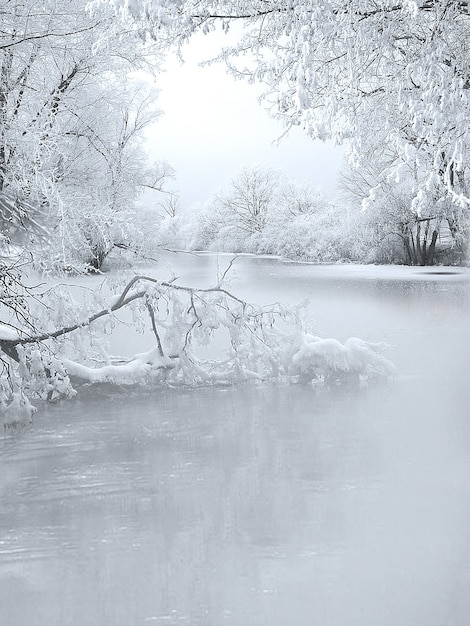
top-left (63, 348), bottom-right (175, 385)
top-left (286, 333), bottom-right (395, 383)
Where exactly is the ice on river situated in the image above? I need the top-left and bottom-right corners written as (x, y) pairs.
top-left (1, 255), bottom-right (470, 626)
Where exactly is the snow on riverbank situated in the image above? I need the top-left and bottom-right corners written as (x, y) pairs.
top-left (189, 252), bottom-right (470, 281)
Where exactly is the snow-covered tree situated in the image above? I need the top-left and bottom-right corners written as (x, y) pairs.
top-left (0, 0), bottom-right (170, 272)
top-left (38, 78), bottom-right (166, 272)
top-left (98, 0), bottom-right (470, 224)
top-left (340, 155), bottom-right (470, 265)
top-left (188, 166), bottom-right (279, 251)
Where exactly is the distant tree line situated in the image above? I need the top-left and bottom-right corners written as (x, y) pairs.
top-left (156, 164), bottom-right (469, 266)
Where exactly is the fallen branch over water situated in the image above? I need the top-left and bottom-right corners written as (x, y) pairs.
top-left (0, 273), bottom-right (395, 424)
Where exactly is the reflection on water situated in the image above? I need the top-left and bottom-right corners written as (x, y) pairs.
top-left (1, 257), bottom-right (470, 625)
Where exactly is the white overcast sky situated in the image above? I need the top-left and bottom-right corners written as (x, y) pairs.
top-left (146, 34), bottom-right (344, 208)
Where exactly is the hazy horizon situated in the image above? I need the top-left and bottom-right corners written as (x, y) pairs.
top-left (146, 34), bottom-right (344, 209)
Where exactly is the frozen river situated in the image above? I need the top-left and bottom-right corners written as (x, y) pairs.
top-left (1, 254), bottom-right (470, 625)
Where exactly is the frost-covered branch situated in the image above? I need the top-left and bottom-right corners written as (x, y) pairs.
top-left (0, 270), bottom-right (394, 427)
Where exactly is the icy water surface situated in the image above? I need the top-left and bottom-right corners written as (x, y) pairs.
top-left (1, 256), bottom-right (470, 625)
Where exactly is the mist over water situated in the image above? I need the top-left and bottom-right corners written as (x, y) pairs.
top-left (1, 255), bottom-right (470, 625)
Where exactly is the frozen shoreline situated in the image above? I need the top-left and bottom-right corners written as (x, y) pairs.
top-left (164, 250), bottom-right (470, 282)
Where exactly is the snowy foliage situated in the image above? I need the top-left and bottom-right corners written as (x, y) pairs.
top-left (181, 166), bottom-right (358, 262)
top-left (0, 0), bottom-right (172, 273)
top-left (162, 163), bottom-right (468, 266)
top-left (100, 0), bottom-right (470, 225)
top-left (0, 266), bottom-right (394, 424)
top-left (340, 157), bottom-right (470, 265)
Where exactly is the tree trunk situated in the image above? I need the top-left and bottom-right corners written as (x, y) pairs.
top-left (427, 229), bottom-right (438, 265)
top-left (0, 49), bottom-right (13, 191)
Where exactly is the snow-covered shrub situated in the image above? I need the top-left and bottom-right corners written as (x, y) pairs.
top-left (153, 214), bottom-right (188, 250)
top-left (257, 203), bottom-right (356, 262)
